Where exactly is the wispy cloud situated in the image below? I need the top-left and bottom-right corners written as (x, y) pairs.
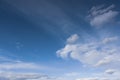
top-left (105, 69), bottom-right (116, 75)
top-left (0, 71), bottom-right (75, 80)
top-left (87, 4), bottom-right (119, 28)
top-left (0, 56), bottom-right (63, 80)
top-left (76, 77), bottom-right (108, 80)
top-left (0, 62), bottom-right (44, 70)
top-left (0, 72), bottom-right (54, 80)
top-left (0, 56), bottom-right (56, 74)
top-left (76, 69), bottom-right (120, 80)
top-left (102, 36), bottom-right (118, 44)
top-left (0, 56), bottom-right (21, 63)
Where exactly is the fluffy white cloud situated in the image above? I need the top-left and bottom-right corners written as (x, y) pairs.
top-left (67, 34), bottom-right (79, 43)
top-left (57, 34), bottom-right (120, 68)
top-left (87, 5), bottom-right (119, 27)
top-left (56, 34), bottom-right (120, 79)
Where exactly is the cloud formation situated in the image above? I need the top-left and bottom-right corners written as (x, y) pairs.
top-left (76, 77), bottom-right (108, 80)
top-left (0, 56), bottom-right (47, 71)
top-left (67, 34), bottom-right (79, 43)
top-left (0, 62), bottom-right (43, 70)
top-left (0, 72), bottom-right (54, 80)
top-left (56, 33), bottom-right (120, 79)
top-left (87, 5), bottom-right (119, 28)
top-left (76, 69), bottom-right (120, 80)
top-left (105, 69), bottom-right (116, 75)
top-left (57, 34), bottom-right (120, 68)
top-left (0, 56), bottom-right (66, 80)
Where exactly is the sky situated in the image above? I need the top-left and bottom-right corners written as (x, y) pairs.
top-left (0, 0), bottom-right (120, 80)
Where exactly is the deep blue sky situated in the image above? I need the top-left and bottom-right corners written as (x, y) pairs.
top-left (0, 0), bottom-right (120, 80)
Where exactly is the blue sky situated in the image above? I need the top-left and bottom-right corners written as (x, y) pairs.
top-left (0, 0), bottom-right (120, 80)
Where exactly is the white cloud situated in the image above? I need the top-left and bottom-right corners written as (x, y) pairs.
top-left (76, 77), bottom-right (113, 80)
top-left (0, 72), bottom-right (53, 80)
top-left (0, 56), bottom-right (46, 71)
top-left (75, 70), bottom-right (120, 80)
top-left (105, 69), bottom-right (116, 75)
top-left (94, 54), bottom-right (119, 67)
top-left (0, 71), bottom-right (72, 80)
top-left (67, 34), bottom-right (79, 43)
top-left (0, 56), bottom-right (17, 61)
top-left (0, 55), bottom-right (55, 72)
top-left (56, 34), bottom-right (120, 79)
top-left (65, 72), bottom-right (80, 76)
top-left (87, 5), bottom-right (119, 28)
top-left (56, 34), bottom-right (120, 68)
top-left (102, 36), bottom-right (118, 44)
top-left (0, 57), bottom-right (65, 80)
top-left (76, 69), bottom-right (120, 80)
top-left (0, 62), bottom-right (43, 70)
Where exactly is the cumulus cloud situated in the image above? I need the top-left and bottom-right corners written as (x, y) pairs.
top-left (56, 34), bottom-right (120, 68)
top-left (87, 4), bottom-right (119, 27)
top-left (56, 34), bottom-right (120, 79)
